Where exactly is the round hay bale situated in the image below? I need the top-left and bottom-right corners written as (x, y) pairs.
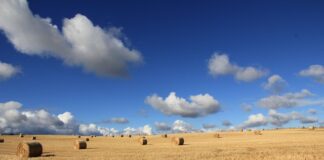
top-left (91, 135), bottom-right (94, 138)
top-left (112, 135), bottom-right (115, 138)
top-left (19, 133), bottom-right (24, 138)
top-left (16, 142), bottom-right (42, 158)
top-left (171, 137), bottom-right (184, 145)
top-left (0, 138), bottom-right (4, 143)
top-left (120, 134), bottom-right (124, 138)
top-left (139, 137), bottom-right (147, 145)
top-left (77, 135), bottom-right (81, 138)
top-left (214, 133), bottom-right (221, 138)
top-left (32, 136), bottom-right (36, 140)
top-left (254, 131), bottom-right (262, 135)
top-left (309, 126), bottom-right (316, 130)
top-left (129, 135), bottom-right (132, 138)
top-left (74, 140), bottom-right (87, 150)
top-left (85, 138), bottom-right (90, 141)
top-left (161, 134), bottom-right (167, 138)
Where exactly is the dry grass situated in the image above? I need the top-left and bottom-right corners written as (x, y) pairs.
top-left (0, 129), bottom-right (324, 160)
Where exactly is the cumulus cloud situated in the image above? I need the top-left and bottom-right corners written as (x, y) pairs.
top-left (154, 122), bottom-right (172, 131)
top-left (0, 0), bottom-right (142, 77)
top-left (258, 89), bottom-right (324, 109)
top-left (238, 113), bottom-right (268, 129)
top-left (123, 125), bottom-right (152, 135)
top-left (145, 92), bottom-right (220, 118)
top-left (208, 53), bottom-right (266, 82)
top-left (268, 110), bottom-right (299, 126)
top-left (0, 61), bottom-right (20, 80)
top-left (222, 120), bottom-right (232, 127)
top-left (237, 110), bottom-right (319, 129)
top-left (172, 120), bottom-right (194, 133)
top-left (0, 101), bottom-right (118, 135)
top-left (299, 65), bottom-right (324, 84)
top-left (202, 123), bottom-right (216, 129)
top-left (241, 103), bottom-right (252, 112)
top-left (263, 74), bottom-right (286, 94)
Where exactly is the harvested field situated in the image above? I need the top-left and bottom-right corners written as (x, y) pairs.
top-left (0, 129), bottom-right (323, 160)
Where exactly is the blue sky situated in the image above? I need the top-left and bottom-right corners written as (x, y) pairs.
top-left (0, 0), bottom-right (323, 135)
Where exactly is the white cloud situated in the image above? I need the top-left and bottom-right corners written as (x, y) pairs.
top-left (268, 110), bottom-right (299, 126)
top-left (122, 124), bottom-right (152, 135)
top-left (263, 74), bottom-right (286, 94)
top-left (237, 113), bottom-right (268, 129)
top-left (208, 54), bottom-right (266, 82)
top-left (58, 112), bottom-right (74, 125)
top-left (0, 101), bottom-right (117, 135)
top-left (237, 110), bottom-right (319, 129)
top-left (0, 0), bottom-right (142, 77)
top-left (299, 65), bottom-right (324, 84)
top-left (172, 120), bottom-right (194, 133)
top-left (258, 89), bottom-right (324, 109)
top-left (79, 124), bottom-right (99, 135)
top-left (145, 92), bottom-right (220, 118)
top-left (0, 61), bottom-right (20, 80)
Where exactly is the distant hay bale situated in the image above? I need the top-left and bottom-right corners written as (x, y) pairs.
top-left (112, 135), bottom-right (115, 138)
top-left (121, 135), bottom-right (124, 138)
top-left (16, 142), bottom-right (42, 158)
top-left (254, 130), bottom-right (262, 135)
top-left (91, 135), bottom-right (94, 138)
top-left (85, 138), bottom-right (90, 141)
top-left (77, 135), bottom-right (81, 138)
top-left (138, 137), bottom-right (147, 145)
top-left (161, 134), bottom-right (167, 138)
top-left (171, 137), bottom-right (184, 145)
top-left (32, 136), bottom-right (36, 140)
top-left (0, 138), bottom-right (4, 143)
top-left (74, 140), bottom-right (87, 150)
top-left (19, 133), bottom-right (24, 138)
top-left (309, 126), bottom-right (316, 130)
top-left (214, 133), bottom-right (221, 138)
top-left (129, 135), bottom-right (132, 138)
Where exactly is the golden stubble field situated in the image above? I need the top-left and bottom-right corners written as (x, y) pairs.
top-left (0, 129), bottom-right (323, 160)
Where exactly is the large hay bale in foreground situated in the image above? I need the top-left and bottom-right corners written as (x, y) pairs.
top-left (16, 142), bottom-right (42, 158)
top-left (32, 136), bottom-right (36, 140)
top-left (0, 138), bottom-right (4, 143)
top-left (74, 140), bottom-right (87, 150)
top-left (171, 137), bottom-right (184, 145)
top-left (138, 137), bottom-right (147, 145)
top-left (214, 133), bottom-right (221, 138)
top-left (161, 134), bottom-right (167, 138)
top-left (254, 130), bottom-right (262, 135)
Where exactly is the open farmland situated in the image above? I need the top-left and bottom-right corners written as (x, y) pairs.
top-left (0, 129), bottom-right (323, 160)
